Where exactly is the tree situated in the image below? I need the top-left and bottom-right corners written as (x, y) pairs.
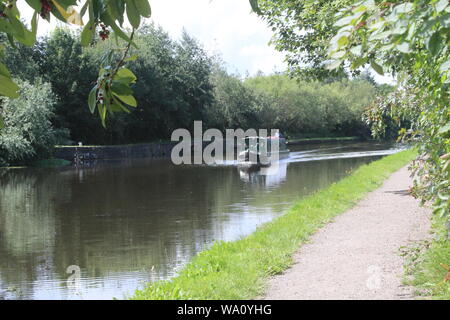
top-left (252, 0), bottom-right (449, 215)
top-left (37, 28), bottom-right (101, 141)
top-left (0, 79), bottom-right (59, 165)
top-left (253, 0), bottom-right (354, 79)
top-left (209, 67), bottom-right (264, 130)
top-left (0, 0), bottom-right (151, 126)
top-left (0, 1), bottom-right (260, 127)
top-left (245, 74), bottom-right (377, 136)
top-left (324, 0), bottom-right (449, 216)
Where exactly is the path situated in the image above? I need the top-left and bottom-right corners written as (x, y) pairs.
top-left (264, 166), bottom-right (431, 300)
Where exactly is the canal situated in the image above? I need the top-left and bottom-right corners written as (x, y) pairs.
top-left (0, 142), bottom-right (402, 299)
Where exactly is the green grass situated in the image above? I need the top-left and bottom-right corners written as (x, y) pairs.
top-left (131, 150), bottom-right (417, 300)
top-left (404, 216), bottom-right (450, 300)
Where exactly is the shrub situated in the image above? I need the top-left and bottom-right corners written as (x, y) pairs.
top-left (0, 80), bottom-right (58, 165)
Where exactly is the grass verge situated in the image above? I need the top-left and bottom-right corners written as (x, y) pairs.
top-left (403, 216), bottom-right (450, 299)
top-left (131, 150), bottom-right (417, 300)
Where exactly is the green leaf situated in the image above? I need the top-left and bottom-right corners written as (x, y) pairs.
top-left (115, 68), bottom-right (137, 83)
top-left (50, 4), bottom-right (68, 23)
top-left (0, 115), bottom-right (4, 130)
top-left (98, 103), bottom-right (107, 128)
top-left (337, 35), bottom-right (349, 48)
top-left (134, 0), bottom-right (151, 18)
top-left (111, 96), bottom-right (131, 113)
top-left (0, 75), bottom-right (20, 98)
top-left (124, 54), bottom-right (138, 62)
top-left (6, 34), bottom-right (17, 49)
top-left (108, 0), bottom-right (125, 26)
top-left (7, 14), bottom-right (26, 40)
top-left (111, 81), bottom-right (133, 95)
top-left (427, 32), bottom-right (442, 56)
top-left (125, 0), bottom-right (141, 29)
top-left (88, 86), bottom-right (97, 114)
top-left (113, 93), bottom-right (137, 107)
top-left (0, 62), bottom-right (11, 78)
top-left (25, 0), bottom-right (42, 11)
top-left (80, 20), bottom-right (95, 46)
top-left (249, 0), bottom-right (262, 14)
top-left (370, 61), bottom-right (384, 75)
top-left (352, 5), bottom-right (368, 14)
top-left (350, 57), bottom-right (367, 69)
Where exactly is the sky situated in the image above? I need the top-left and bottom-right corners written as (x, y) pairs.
top-left (18, 0), bottom-right (286, 76)
top-left (17, 0), bottom-right (393, 83)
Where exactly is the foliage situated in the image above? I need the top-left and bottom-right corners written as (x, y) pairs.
top-left (0, 0), bottom-right (151, 125)
top-left (251, 0), bottom-right (450, 299)
top-left (0, 1), bottom-right (262, 127)
top-left (404, 216), bottom-right (450, 300)
top-left (362, 83), bottom-right (417, 140)
top-left (252, 0), bottom-right (449, 215)
top-left (0, 79), bottom-right (58, 165)
top-left (245, 74), bottom-right (378, 137)
top-left (4, 25), bottom-right (216, 144)
top-left (208, 67), bottom-right (276, 131)
top-left (6, 25), bottom-right (381, 146)
top-left (255, 0), bottom-right (355, 79)
top-left (119, 26), bottom-right (215, 141)
top-left (207, 70), bottom-right (379, 137)
top-left (131, 150), bottom-right (416, 299)
top-left (322, 0), bottom-right (449, 218)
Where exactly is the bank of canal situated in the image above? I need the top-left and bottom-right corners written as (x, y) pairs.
top-left (132, 149), bottom-right (415, 299)
top-left (0, 142), bottom-right (404, 299)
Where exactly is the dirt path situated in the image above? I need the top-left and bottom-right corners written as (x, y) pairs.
top-left (264, 166), bottom-right (431, 300)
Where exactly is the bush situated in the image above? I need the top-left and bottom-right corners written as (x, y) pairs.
top-left (0, 80), bottom-right (59, 165)
top-left (244, 74), bottom-right (378, 137)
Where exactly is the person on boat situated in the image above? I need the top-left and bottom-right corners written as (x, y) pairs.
top-left (274, 131), bottom-right (285, 139)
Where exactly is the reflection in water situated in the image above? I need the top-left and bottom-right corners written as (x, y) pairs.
top-left (0, 142), bottom-right (399, 299)
top-left (238, 160), bottom-right (288, 187)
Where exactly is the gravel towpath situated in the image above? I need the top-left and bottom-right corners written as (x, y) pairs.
top-left (264, 166), bottom-right (431, 300)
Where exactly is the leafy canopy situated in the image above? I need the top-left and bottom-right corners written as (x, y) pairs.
top-left (0, 0), bottom-right (150, 127)
top-left (0, 0), bottom-right (262, 127)
top-left (252, 0), bottom-right (449, 217)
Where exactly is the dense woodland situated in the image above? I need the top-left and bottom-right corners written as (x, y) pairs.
top-left (0, 24), bottom-right (388, 165)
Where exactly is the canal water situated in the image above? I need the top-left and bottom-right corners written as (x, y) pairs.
top-left (0, 142), bottom-right (402, 300)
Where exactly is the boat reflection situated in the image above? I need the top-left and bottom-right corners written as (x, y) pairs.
top-left (238, 160), bottom-right (288, 187)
